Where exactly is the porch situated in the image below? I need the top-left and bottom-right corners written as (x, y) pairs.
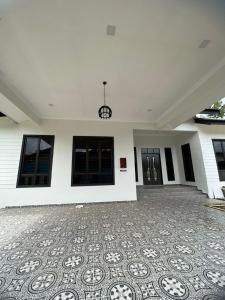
top-left (0, 188), bottom-right (225, 299)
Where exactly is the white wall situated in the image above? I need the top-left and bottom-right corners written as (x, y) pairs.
top-left (1, 117), bottom-right (225, 205)
top-left (0, 118), bottom-right (137, 207)
top-left (197, 124), bottom-right (225, 198)
top-left (174, 132), bottom-right (208, 194)
top-left (134, 134), bottom-right (181, 185)
top-left (176, 121), bottom-right (225, 198)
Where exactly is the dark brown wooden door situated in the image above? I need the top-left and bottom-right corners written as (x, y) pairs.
top-left (141, 148), bottom-right (163, 185)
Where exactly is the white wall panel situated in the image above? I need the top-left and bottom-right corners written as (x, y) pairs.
top-left (134, 134), bottom-right (181, 186)
top-left (0, 118), bottom-right (137, 207)
top-left (197, 124), bottom-right (225, 198)
top-left (175, 132), bottom-right (208, 194)
top-left (1, 117), bottom-right (225, 205)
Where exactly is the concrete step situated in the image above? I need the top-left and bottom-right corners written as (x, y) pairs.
top-left (139, 194), bottom-right (207, 200)
top-left (138, 191), bottom-right (203, 196)
top-left (138, 194), bottom-right (207, 199)
top-left (138, 185), bottom-right (198, 191)
top-left (137, 185), bottom-right (207, 201)
top-left (138, 191), bottom-right (200, 195)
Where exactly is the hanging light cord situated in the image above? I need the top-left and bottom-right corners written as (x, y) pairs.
top-left (103, 81), bottom-right (107, 105)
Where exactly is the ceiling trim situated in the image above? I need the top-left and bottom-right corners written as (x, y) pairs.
top-left (0, 79), bottom-right (40, 124)
top-left (156, 56), bottom-right (225, 129)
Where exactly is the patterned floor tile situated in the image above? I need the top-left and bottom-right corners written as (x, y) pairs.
top-left (0, 188), bottom-right (225, 299)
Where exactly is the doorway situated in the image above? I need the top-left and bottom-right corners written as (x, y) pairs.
top-left (141, 148), bottom-right (163, 185)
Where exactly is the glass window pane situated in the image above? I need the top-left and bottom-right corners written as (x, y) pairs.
top-left (216, 154), bottom-right (225, 170)
top-left (153, 148), bottom-right (160, 153)
top-left (37, 137), bottom-right (52, 174)
top-left (213, 140), bottom-right (225, 181)
top-left (213, 141), bottom-right (222, 153)
top-left (19, 175), bottom-right (33, 186)
top-left (101, 148), bottom-right (112, 172)
top-left (97, 174), bottom-right (114, 184)
top-left (72, 137), bottom-right (114, 185)
top-left (18, 135), bottom-right (54, 187)
top-left (88, 148), bottom-right (99, 172)
top-left (22, 137), bottom-right (39, 174)
top-left (181, 143), bottom-right (195, 182)
top-left (73, 174), bottom-right (86, 185)
top-left (35, 174), bottom-right (49, 185)
top-left (75, 149), bottom-right (87, 172)
top-left (222, 141), bottom-right (225, 151)
top-left (141, 148), bottom-right (148, 154)
top-left (219, 170), bottom-right (225, 181)
top-left (165, 148), bottom-right (175, 181)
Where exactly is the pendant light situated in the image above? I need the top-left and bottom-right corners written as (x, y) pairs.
top-left (98, 81), bottom-right (112, 119)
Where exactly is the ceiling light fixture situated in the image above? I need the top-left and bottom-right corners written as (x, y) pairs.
top-left (199, 40), bottom-right (210, 48)
top-left (107, 25), bottom-right (116, 36)
top-left (98, 81), bottom-right (112, 119)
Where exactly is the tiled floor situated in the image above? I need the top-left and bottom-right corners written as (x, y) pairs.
top-left (0, 188), bottom-right (225, 300)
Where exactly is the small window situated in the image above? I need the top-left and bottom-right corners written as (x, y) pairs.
top-left (72, 136), bottom-right (114, 186)
top-left (181, 143), bottom-right (195, 182)
top-left (165, 148), bottom-right (175, 181)
top-left (134, 147), bottom-right (138, 182)
top-left (213, 139), bottom-right (225, 181)
top-left (17, 135), bottom-right (54, 187)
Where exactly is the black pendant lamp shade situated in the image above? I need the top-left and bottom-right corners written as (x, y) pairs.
top-left (98, 81), bottom-right (112, 119)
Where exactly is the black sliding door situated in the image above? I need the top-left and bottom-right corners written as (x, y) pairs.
top-left (181, 143), bottom-right (195, 182)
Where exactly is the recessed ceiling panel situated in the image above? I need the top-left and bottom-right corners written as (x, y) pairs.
top-left (0, 0), bottom-right (225, 122)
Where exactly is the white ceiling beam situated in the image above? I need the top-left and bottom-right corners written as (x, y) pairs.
top-left (0, 79), bottom-right (40, 124)
top-left (156, 57), bottom-right (225, 129)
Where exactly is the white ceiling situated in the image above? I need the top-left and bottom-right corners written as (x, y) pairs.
top-left (133, 129), bottom-right (194, 137)
top-left (0, 0), bottom-right (30, 18)
top-left (0, 0), bottom-right (225, 122)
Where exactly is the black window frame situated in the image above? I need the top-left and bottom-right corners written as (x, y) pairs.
top-left (17, 135), bottom-right (55, 188)
top-left (212, 139), bottom-right (225, 181)
top-left (71, 136), bottom-right (115, 186)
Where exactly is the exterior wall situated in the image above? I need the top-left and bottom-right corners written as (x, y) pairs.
top-left (197, 124), bottom-right (225, 198)
top-left (176, 121), bottom-right (225, 198)
top-left (134, 135), bottom-right (181, 185)
top-left (0, 118), bottom-right (137, 208)
top-left (134, 131), bottom-right (208, 196)
top-left (174, 132), bottom-right (208, 194)
top-left (1, 116), bottom-right (225, 206)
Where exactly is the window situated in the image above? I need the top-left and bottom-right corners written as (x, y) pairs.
top-left (17, 135), bottom-right (54, 187)
top-left (212, 139), bottom-right (225, 181)
top-left (134, 147), bottom-right (138, 182)
top-left (72, 136), bottom-right (114, 186)
top-left (141, 148), bottom-right (160, 154)
top-left (181, 143), bottom-right (195, 182)
top-left (164, 148), bottom-right (175, 181)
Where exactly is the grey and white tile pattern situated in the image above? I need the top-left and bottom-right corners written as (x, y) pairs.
top-left (0, 186), bottom-right (225, 299)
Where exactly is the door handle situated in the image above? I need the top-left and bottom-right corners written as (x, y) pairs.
top-left (146, 156), bottom-right (151, 181)
top-left (152, 156), bottom-right (158, 181)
